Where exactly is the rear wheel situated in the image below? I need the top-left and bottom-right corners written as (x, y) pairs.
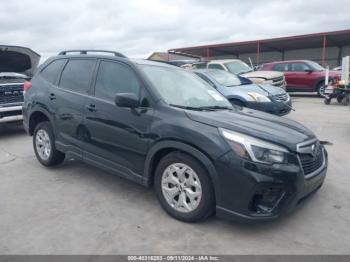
top-left (154, 152), bottom-right (215, 222)
top-left (33, 121), bottom-right (65, 166)
top-left (316, 81), bottom-right (326, 97)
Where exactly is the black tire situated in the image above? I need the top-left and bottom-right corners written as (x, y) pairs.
top-left (324, 98), bottom-right (331, 105)
top-left (33, 121), bottom-right (65, 166)
top-left (337, 95), bottom-right (344, 103)
top-left (230, 99), bottom-right (245, 108)
top-left (154, 152), bottom-right (215, 222)
top-left (341, 96), bottom-right (350, 106)
top-left (316, 81), bottom-right (326, 97)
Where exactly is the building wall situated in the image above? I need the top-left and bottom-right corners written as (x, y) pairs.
top-left (210, 45), bottom-right (350, 68)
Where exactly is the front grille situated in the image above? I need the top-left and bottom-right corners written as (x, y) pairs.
top-left (299, 148), bottom-right (324, 176)
top-left (271, 76), bottom-right (285, 88)
top-left (273, 93), bottom-right (289, 102)
top-left (0, 84), bottom-right (24, 105)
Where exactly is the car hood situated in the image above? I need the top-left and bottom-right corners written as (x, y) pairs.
top-left (221, 83), bottom-right (285, 96)
top-left (242, 70), bottom-right (283, 80)
top-left (185, 108), bottom-right (315, 152)
top-left (0, 45), bottom-right (40, 77)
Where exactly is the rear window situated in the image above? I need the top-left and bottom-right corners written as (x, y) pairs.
top-left (59, 59), bottom-right (95, 93)
top-left (272, 63), bottom-right (288, 72)
top-left (40, 59), bottom-right (67, 85)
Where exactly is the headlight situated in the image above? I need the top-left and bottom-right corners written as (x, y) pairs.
top-left (219, 128), bottom-right (289, 164)
top-left (263, 80), bottom-right (273, 84)
top-left (248, 92), bottom-right (271, 102)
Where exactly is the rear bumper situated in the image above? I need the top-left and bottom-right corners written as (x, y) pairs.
top-left (0, 105), bottom-right (23, 123)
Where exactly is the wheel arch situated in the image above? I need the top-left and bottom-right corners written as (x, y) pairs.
top-left (144, 140), bottom-right (220, 201)
top-left (227, 95), bottom-right (246, 105)
top-left (314, 77), bottom-right (334, 91)
top-left (28, 109), bottom-right (53, 136)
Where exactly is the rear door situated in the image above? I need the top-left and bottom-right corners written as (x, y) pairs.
top-left (288, 62), bottom-right (313, 91)
top-left (53, 58), bottom-right (97, 158)
top-left (83, 60), bottom-right (154, 179)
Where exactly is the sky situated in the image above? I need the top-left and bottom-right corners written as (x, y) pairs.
top-left (1, 0), bottom-right (350, 61)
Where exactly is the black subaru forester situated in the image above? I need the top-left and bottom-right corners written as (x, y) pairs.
top-left (23, 50), bottom-right (327, 222)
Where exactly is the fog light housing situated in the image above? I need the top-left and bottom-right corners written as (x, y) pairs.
top-left (251, 188), bottom-right (286, 214)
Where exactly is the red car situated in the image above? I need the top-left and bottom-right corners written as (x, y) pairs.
top-left (260, 60), bottom-right (341, 96)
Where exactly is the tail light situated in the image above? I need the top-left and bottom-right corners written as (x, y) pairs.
top-left (23, 81), bottom-right (32, 93)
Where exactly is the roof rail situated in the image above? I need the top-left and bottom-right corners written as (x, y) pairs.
top-left (58, 50), bottom-right (127, 58)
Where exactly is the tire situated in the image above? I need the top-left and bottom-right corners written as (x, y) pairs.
top-left (316, 81), bottom-right (326, 97)
top-left (230, 99), bottom-right (245, 108)
top-left (33, 121), bottom-right (65, 166)
top-left (324, 98), bottom-right (331, 105)
top-left (154, 152), bottom-right (215, 222)
top-left (337, 96), bottom-right (344, 103)
top-left (341, 96), bottom-right (350, 106)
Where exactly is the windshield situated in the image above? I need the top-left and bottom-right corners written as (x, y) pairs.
top-left (225, 60), bottom-right (253, 75)
top-left (205, 70), bottom-right (252, 86)
top-left (306, 61), bottom-right (325, 71)
top-left (140, 65), bottom-right (232, 109)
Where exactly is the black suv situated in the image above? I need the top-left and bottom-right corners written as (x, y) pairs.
top-left (23, 50), bottom-right (328, 222)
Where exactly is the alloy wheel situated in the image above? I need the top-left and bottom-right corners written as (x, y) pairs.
top-left (35, 129), bottom-right (52, 160)
top-left (161, 163), bottom-right (202, 213)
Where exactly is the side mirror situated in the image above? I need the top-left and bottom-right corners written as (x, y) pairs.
top-left (115, 93), bottom-right (140, 108)
top-left (304, 69), bottom-right (313, 73)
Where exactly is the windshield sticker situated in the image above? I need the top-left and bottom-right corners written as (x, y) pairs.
top-left (208, 90), bottom-right (225, 101)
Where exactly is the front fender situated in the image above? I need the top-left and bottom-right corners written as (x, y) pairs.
top-left (143, 140), bottom-right (222, 203)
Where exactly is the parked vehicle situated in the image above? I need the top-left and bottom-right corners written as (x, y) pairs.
top-left (193, 69), bottom-right (292, 116)
top-left (260, 60), bottom-right (342, 96)
top-left (0, 45), bottom-right (40, 124)
top-left (23, 50), bottom-right (327, 222)
top-left (207, 59), bottom-right (286, 89)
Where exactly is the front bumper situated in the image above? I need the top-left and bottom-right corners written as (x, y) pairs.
top-left (0, 105), bottom-right (23, 123)
top-left (245, 99), bottom-right (292, 116)
top-left (214, 146), bottom-right (327, 222)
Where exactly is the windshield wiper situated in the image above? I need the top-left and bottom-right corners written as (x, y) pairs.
top-left (169, 104), bottom-right (204, 111)
top-left (197, 105), bottom-right (232, 111)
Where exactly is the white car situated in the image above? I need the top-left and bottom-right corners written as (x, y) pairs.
top-left (207, 59), bottom-right (286, 89)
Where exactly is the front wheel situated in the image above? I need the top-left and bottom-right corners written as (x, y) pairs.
top-left (154, 152), bottom-right (215, 222)
top-left (33, 121), bottom-right (65, 166)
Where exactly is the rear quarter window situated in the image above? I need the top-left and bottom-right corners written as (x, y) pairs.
top-left (40, 59), bottom-right (67, 85)
top-left (59, 59), bottom-right (96, 94)
top-left (208, 64), bottom-right (225, 70)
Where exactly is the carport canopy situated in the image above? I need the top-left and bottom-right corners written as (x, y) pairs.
top-left (168, 29), bottom-right (350, 65)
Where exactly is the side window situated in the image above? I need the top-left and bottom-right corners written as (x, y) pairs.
top-left (94, 61), bottom-right (141, 101)
top-left (290, 63), bottom-right (310, 72)
top-left (272, 63), bottom-right (288, 72)
top-left (59, 59), bottom-right (95, 93)
top-left (40, 59), bottom-right (67, 85)
top-left (208, 64), bottom-right (225, 70)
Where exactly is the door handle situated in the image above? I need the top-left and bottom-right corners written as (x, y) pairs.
top-left (86, 104), bottom-right (97, 112)
top-left (49, 93), bottom-right (56, 100)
